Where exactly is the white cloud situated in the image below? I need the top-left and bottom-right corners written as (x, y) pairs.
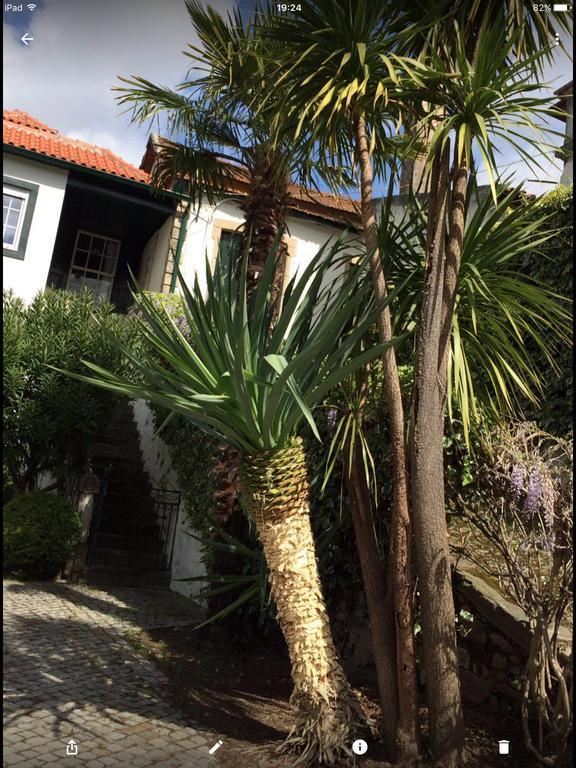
top-left (3, 0), bottom-right (235, 166)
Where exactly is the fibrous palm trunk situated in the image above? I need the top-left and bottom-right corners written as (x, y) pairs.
top-left (239, 438), bottom-right (364, 765)
top-left (238, 144), bottom-right (291, 306)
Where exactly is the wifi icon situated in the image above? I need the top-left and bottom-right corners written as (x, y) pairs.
top-left (27, 3), bottom-right (37, 10)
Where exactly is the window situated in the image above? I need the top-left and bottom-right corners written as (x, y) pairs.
top-left (218, 229), bottom-right (242, 260)
top-left (66, 230), bottom-right (120, 301)
top-left (3, 177), bottom-right (39, 260)
top-left (211, 219), bottom-right (242, 267)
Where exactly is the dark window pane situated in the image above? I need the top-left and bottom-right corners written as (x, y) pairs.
top-left (76, 232), bottom-right (91, 250)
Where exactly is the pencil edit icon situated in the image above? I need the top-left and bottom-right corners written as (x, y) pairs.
top-left (209, 740), bottom-right (223, 754)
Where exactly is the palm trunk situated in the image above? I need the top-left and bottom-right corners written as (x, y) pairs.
top-left (354, 112), bottom-right (420, 761)
top-left (410, 140), bottom-right (464, 767)
top-left (238, 144), bottom-right (290, 305)
top-left (239, 438), bottom-right (365, 766)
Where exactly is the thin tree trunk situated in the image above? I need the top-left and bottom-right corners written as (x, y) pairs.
top-left (410, 139), bottom-right (464, 767)
top-left (344, 376), bottom-right (400, 760)
top-left (438, 150), bottom-right (469, 397)
top-left (240, 438), bottom-right (365, 766)
top-left (354, 112), bottom-right (420, 761)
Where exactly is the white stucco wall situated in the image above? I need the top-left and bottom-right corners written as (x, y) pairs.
top-left (178, 199), bottom-right (242, 294)
top-left (131, 398), bottom-right (205, 598)
top-left (560, 99), bottom-right (573, 186)
top-left (175, 197), bottom-right (359, 297)
top-left (139, 216), bottom-right (173, 292)
top-left (3, 155), bottom-right (68, 302)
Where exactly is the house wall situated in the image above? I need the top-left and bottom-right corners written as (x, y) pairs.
top-left (174, 197), bottom-right (359, 295)
top-left (130, 398), bottom-right (206, 599)
top-left (139, 216), bottom-right (173, 292)
top-left (3, 155), bottom-right (68, 302)
top-left (561, 98), bottom-right (573, 186)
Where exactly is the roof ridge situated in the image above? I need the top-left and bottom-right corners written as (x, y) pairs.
top-left (3, 109), bottom-right (59, 135)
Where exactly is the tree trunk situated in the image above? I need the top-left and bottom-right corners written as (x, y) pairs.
top-left (344, 402), bottom-right (399, 760)
top-left (238, 144), bottom-right (291, 306)
top-left (410, 140), bottom-right (464, 767)
top-left (239, 438), bottom-right (365, 766)
top-left (354, 113), bottom-right (420, 761)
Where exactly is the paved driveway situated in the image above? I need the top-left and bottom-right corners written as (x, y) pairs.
top-left (3, 580), bottom-right (223, 768)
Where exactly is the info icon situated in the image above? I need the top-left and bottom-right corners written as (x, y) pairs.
top-left (352, 739), bottom-right (368, 755)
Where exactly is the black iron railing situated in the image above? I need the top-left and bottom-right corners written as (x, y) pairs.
top-left (151, 488), bottom-right (181, 572)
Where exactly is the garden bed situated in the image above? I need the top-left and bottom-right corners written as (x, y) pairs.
top-left (126, 623), bottom-right (537, 767)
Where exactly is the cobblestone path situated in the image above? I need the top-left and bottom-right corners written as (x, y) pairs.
top-left (3, 579), bottom-right (224, 768)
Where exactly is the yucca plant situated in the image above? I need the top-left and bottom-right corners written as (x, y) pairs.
top-left (58, 234), bottom-right (399, 766)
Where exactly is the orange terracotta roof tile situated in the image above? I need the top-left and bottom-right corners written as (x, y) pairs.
top-left (3, 110), bottom-right (150, 184)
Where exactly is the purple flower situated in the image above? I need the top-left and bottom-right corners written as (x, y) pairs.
top-left (510, 463), bottom-right (526, 498)
top-left (174, 314), bottom-right (190, 335)
top-left (523, 468), bottom-right (542, 515)
top-left (541, 475), bottom-right (556, 529)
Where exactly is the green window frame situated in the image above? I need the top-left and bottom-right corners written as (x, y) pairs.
top-left (3, 176), bottom-right (39, 261)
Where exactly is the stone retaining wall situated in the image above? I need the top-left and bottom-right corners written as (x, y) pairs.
top-left (336, 557), bottom-right (571, 715)
top-left (452, 558), bottom-right (571, 711)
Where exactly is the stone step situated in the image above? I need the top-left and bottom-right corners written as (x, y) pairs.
top-left (95, 532), bottom-right (131, 549)
top-left (89, 549), bottom-right (167, 570)
top-left (83, 566), bottom-right (171, 589)
top-left (91, 444), bottom-right (145, 462)
top-left (97, 517), bottom-right (161, 536)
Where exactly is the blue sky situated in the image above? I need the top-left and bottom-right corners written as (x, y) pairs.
top-left (3, 0), bottom-right (573, 196)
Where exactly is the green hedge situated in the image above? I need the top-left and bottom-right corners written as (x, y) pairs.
top-left (3, 288), bottom-right (137, 493)
top-left (3, 491), bottom-right (81, 578)
top-left (518, 184), bottom-right (573, 436)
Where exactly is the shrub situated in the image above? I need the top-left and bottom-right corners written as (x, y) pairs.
top-left (519, 184), bottom-right (573, 436)
top-left (3, 288), bottom-right (137, 494)
top-left (3, 492), bottom-right (82, 578)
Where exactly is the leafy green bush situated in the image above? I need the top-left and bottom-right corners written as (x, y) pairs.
top-left (3, 491), bottom-right (82, 578)
top-left (3, 288), bottom-right (137, 493)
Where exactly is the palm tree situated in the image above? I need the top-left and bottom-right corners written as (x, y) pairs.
top-left (61, 236), bottom-right (400, 765)
top-left (258, 3), bottom-right (435, 759)
top-left (114, 0), bottom-right (356, 634)
top-left (115, 0), bottom-right (352, 297)
top-left (256, 3), bottom-right (572, 765)
top-left (377, 181), bottom-right (572, 441)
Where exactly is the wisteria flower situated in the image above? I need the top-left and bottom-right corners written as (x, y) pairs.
top-left (523, 468), bottom-right (542, 515)
top-left (510, 463), bottom-right (526, 499)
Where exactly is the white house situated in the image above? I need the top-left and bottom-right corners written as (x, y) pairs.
top-left (3, 109), bottom-right (361, 595)
top-left (554, 80), bottom-right (573, 186)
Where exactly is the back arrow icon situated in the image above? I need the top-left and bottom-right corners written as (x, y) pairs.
top-left (21, 33), bottom-right (34, 46)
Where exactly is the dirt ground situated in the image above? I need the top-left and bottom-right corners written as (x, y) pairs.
top-left (127, 623), bottom-right (541, 768)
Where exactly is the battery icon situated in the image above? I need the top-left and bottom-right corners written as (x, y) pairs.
top-left (553, 4), bottom-right (570, 10)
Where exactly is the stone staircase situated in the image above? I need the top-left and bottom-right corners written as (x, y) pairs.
top-left (84, 402), bottom-right (171, 589)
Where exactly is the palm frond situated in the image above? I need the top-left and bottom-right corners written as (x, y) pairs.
top-left (55, 235), bottom-right (400, 454)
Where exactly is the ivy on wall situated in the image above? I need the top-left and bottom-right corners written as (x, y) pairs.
top-left (518, 184), bottom-right (573, 436)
